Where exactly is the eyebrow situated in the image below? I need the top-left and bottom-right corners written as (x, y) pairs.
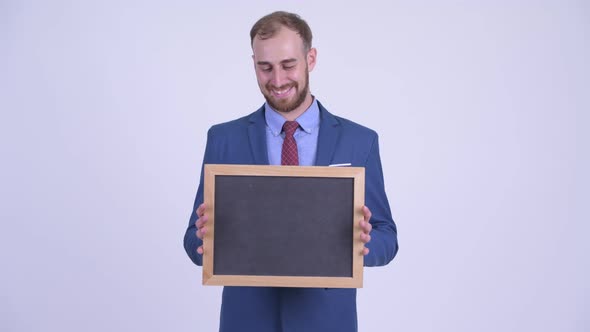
top-left (256, 58), bottom-right (297, 66)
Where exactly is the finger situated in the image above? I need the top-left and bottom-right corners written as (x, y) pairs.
top-left (195, 215), bottom-right (208, 229)
top-left (360, 220), bottom-right (372, 234)
top-left (196, 203), bottom-right (206, 218)
top-left (363, 206), bottom-right (372, 222)
top-left (196, 226), bottom-right (207, 239)
top-left (360, 232), bottom-right (371, 243)
top-left (197, 246), bottom-right (204, 255)
top-left (362, 247), bottom-right (370, 256)
top-left (365, 220), bottom-right (372, 233)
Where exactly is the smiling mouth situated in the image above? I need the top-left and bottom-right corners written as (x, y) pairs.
top-left (270, 85), bottom-right (294, 98)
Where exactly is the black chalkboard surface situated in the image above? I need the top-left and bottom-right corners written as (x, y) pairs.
top-left (202, 165), bottom-right (365, 288)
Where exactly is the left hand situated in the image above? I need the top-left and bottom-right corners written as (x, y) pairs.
top-left (360, 206), bottom-right (372, 256)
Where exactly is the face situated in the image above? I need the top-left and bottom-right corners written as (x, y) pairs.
top-left (252, 27), bottom-right (316, 115)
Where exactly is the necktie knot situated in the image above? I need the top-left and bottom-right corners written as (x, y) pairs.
top-left (282, 121), bottom-right (299, 137)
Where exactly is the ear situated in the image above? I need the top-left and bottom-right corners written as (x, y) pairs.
top-left (307, 48), bottom-right (317, 72)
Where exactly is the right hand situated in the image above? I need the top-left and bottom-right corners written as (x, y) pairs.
top-left (195, 203), bottom-right (208, 255)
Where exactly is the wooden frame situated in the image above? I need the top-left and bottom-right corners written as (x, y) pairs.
top-left (202, 164), bottom-right (365, 288)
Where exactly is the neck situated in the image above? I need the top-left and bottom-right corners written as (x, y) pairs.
top-left (280, 93), bottom-right (314, 121)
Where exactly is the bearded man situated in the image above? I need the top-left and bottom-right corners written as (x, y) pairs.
top-left (184, 11), bottom-right (398, 332)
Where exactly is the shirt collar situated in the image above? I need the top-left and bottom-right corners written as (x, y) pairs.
top-left (264, 98), bottom-right (320, 136)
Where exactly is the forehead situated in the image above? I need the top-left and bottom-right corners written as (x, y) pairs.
top-left (252, 27), bottom-right (306, 63)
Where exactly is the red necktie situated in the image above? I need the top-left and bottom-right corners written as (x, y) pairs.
top-left (281, 121), bottom-right (299, 165)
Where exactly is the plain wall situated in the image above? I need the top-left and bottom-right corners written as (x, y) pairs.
top-left (1, 1), bottom-right (588, 331)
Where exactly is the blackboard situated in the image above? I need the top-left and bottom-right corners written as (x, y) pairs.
top-left (202, 164), bottom-right (365, 288)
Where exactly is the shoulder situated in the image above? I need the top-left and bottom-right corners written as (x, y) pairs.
top-left (332, 115), bottom-right (380, 156)
top-left (334, 115), bottom-right (378, 138)
top-left (319, 101), bottom-right (378, 140)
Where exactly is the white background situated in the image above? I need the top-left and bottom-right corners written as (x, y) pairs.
top-left (1, 1), bottom-right (588, 331)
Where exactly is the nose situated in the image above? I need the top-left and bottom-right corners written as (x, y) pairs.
top-left (271, 68), bottom-right (287, 88)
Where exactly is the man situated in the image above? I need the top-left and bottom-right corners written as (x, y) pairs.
top-left (184, 11), bottom-right (398, 332)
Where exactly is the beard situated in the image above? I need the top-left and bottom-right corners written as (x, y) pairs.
top-left (262, 70), bottom-right (310, 113)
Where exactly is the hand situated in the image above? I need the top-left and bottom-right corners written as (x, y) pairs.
top-left (195, 203), bottom-right (208, 255)
top-left (359, 206), bottom-right (372, 256)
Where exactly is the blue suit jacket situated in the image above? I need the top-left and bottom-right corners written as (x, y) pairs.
top-left (184, 101), bottom-right (398, 332)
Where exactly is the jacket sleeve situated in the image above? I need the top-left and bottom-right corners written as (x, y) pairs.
top-left (183, 128), bottom-right (216, 266)
top-left (363, 134), bottom-right (399, 267)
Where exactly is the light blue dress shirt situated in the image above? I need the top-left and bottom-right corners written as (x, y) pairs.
top-left (264, 99), bottom-right (320, 166)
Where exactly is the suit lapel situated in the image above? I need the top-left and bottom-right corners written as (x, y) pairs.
top-left (315, 101), bottom-right (341, 166)
top-left (247, 106), bottom-right (270, 165)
